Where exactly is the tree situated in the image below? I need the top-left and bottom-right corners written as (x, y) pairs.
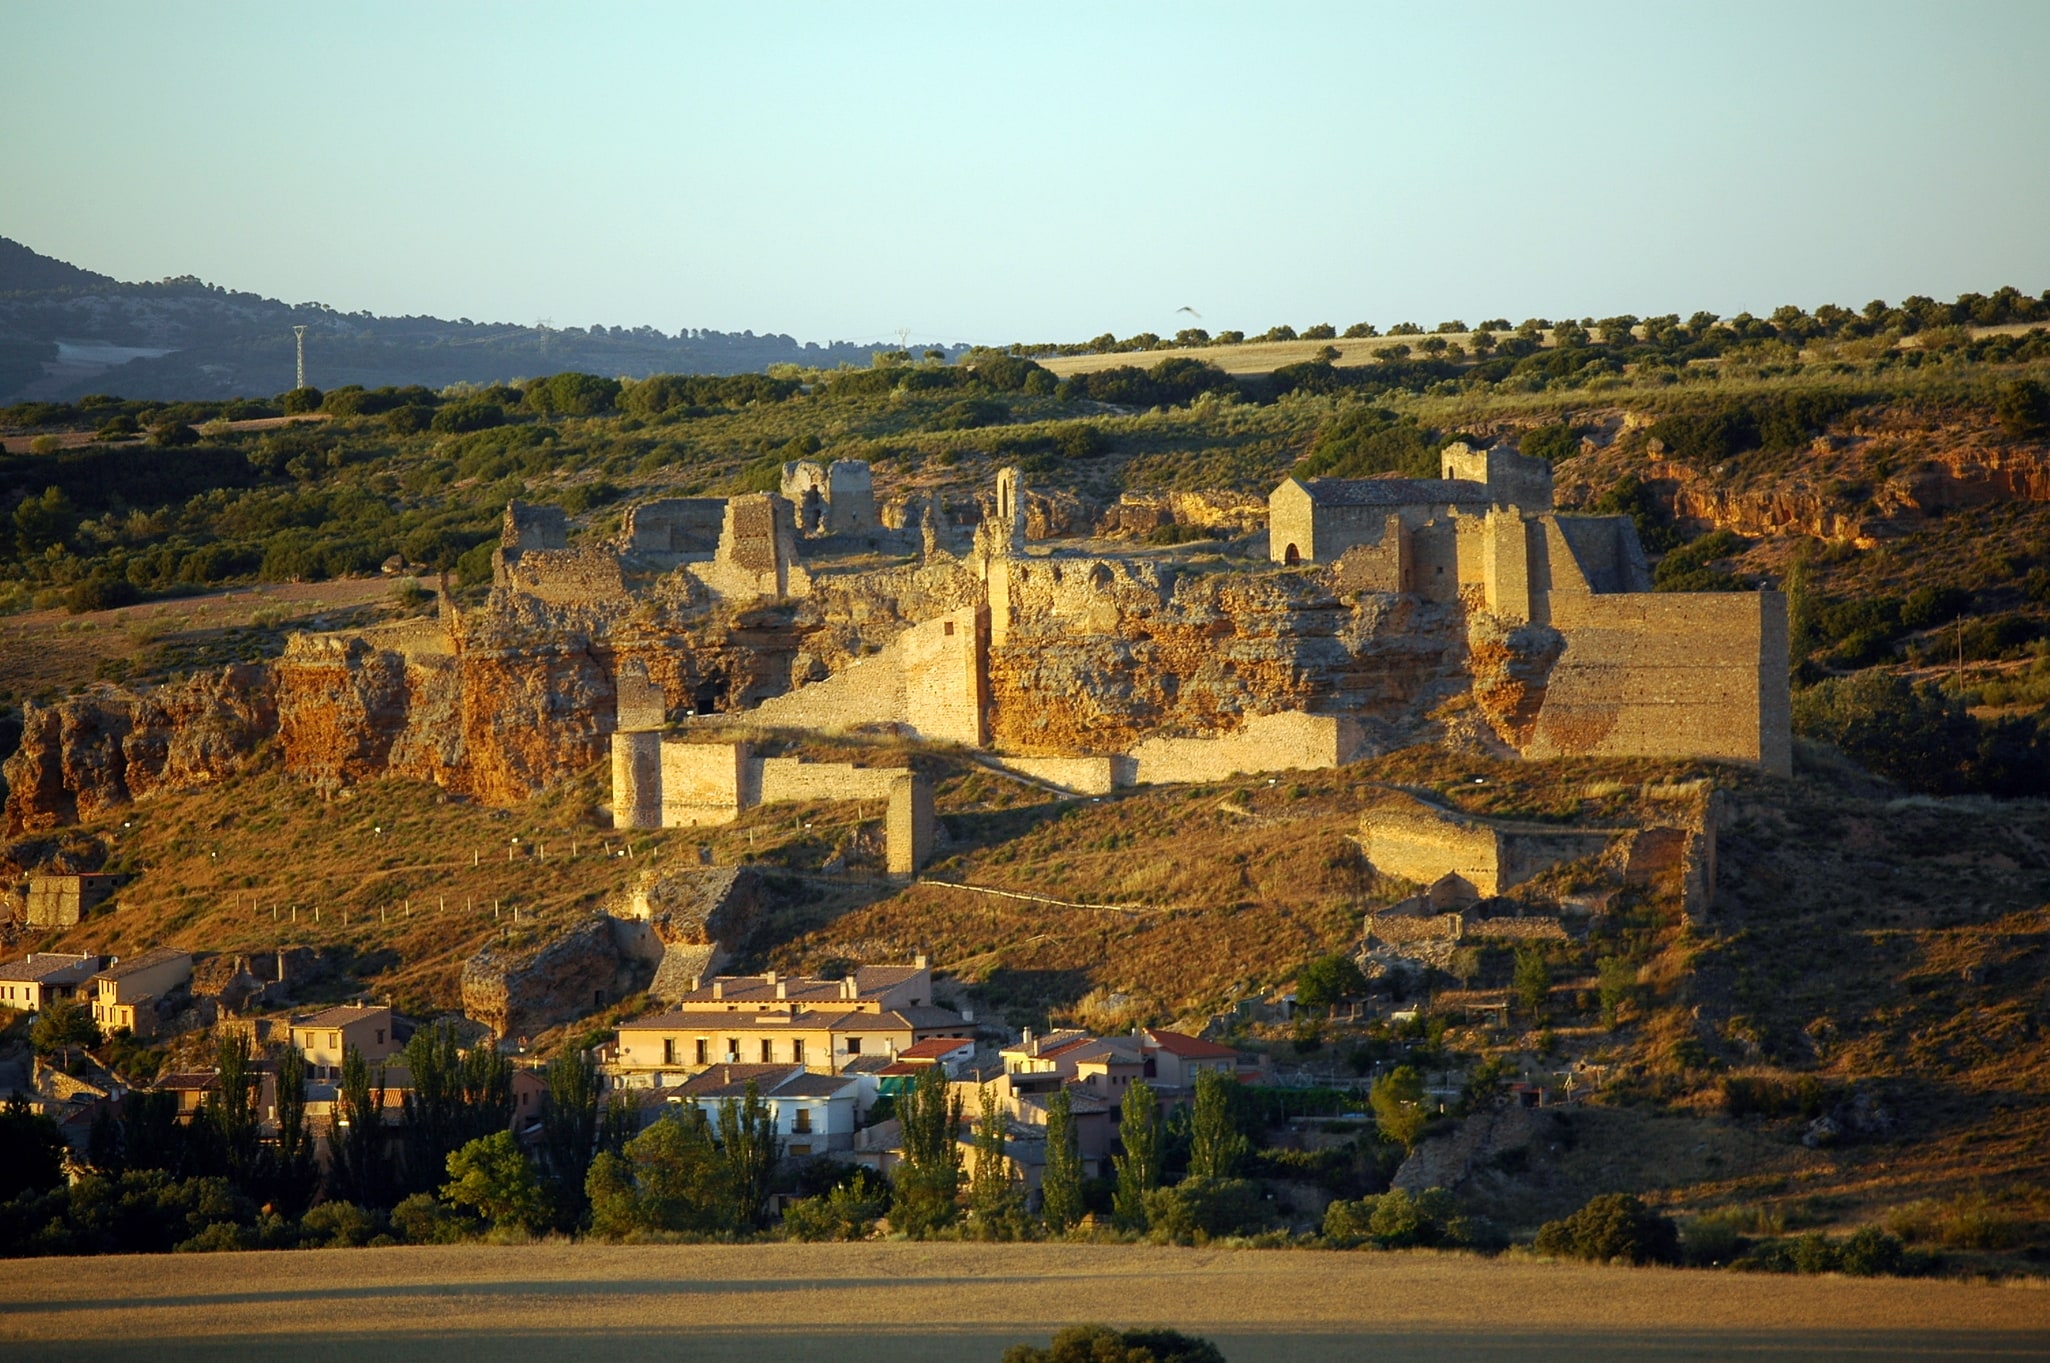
top-left (1186, 1069), bottom-right (1247, 1181)
top-left (970, 1083), bottom-right (1022, 1238)
top-left (1513, 946), bottom-right (1552, 1020)
top-left (585, 1106), bottom-right (728, 1237)
top-left (30, 994), bottom-right (100, 1056)
top-left (1533, 1192), bottom-right (1679, 1265)
top-left (442, 1131), bottom-right (548, 1234)
top-left (1002, 1324), bottom-right (1225, 1363)
top-left (1111, 1079), bottom-right (1161, 1231)
top-left (540, 1049), bottom-right (601, 1230)
top-left (1040, 1087), bottom-right (1084, 1234)
top-left (1370, 1065), bottom-right (1429, 1151)
top-left (1596, 955), bottom-right (1638, 1029)
top-left (202, 1031), bottom-right (259, 1188)
top-left (1994, 378), bottom-right (2050, 439)
top-left (1295, 954), bottom-right (1367, 1014)
top-left (716, 1080), bottom-right (779, 1229)
top-left (279, 386), bottom-right (323, 415)
top-left (263, 1043), bottom-right (319, 1217)
top-left (400, 1021), bottom-right (513, 1195)
top-left (0, 1093), bottom-right (66, 1200)
top-left (891, 1059), bottom-right (963, 1236)
top-left (326, 1044), bottom-right (390, 1207)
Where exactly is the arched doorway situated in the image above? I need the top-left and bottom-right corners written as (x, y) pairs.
top-left (1283, 543), bottom-right (1301, 566)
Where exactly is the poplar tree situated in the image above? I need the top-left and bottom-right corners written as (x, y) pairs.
top-left (1111, 1079), bottom-right (1160, 1230)
top-left (541, 1049), bottom-right (602, 1230)
top-left (1187, 1070), bottom-right (1248, 1181)
top-left (970, 1083), bottom-right (1021, 1238)
top-left (1040, 1086), bottom-right (1084, 1234)
top-left (891, 1061), bottom-right (962, 1236)
top-left (717, 1079), bottom-right (779, 1230)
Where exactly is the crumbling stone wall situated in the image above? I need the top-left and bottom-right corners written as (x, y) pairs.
top-left (622, 499), bottom-right (726, 556)
top-left (1524, 591), bottom-right (1792, 776)
top-left (886, 773), bottom-right (934, 876)
top-left (1124, 712), bottom-right (1363, 786)
top-left (747, 606), bottom-right (986, 745)
top-left (1358, 793), bottom-right (1614, 897)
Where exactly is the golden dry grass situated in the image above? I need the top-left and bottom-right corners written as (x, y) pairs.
top-left (4, 1241), bottom-right (2043, 1362)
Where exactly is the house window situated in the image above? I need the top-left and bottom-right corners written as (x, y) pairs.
top-left (792, 1107), bottom-right (812, 1133)
top-left (726, 1038), bottom-right (740, 1061)
top-left (695, 1039), bottom-right (709, 1065)
top-left (845, 1036), bottom-right (861, 1054)
top-left (331, 1032), bottom-right (340, 1050)
top-left (760, 1039), bottom-right (774, 1063)
top-left (375, 1030), bottom-right (384, 1046)
top-left (943, 621), bottom-right (954, 636)
top-left (663, 1039), bottom-right (677, 1066)
top-left (792, 1039), bottom-right (806, 1065)
top-left (789, 1143), bottom-right (812, 1157)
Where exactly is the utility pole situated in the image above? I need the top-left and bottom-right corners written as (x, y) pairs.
top-left (293, 325), bottom-right (308, 390)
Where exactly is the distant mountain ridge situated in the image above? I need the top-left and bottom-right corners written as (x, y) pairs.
top-left (0, 236), bottom-right (954, 403)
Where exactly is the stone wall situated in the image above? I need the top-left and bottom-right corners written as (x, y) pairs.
top-left (1525, 591), bottom-right (1792, 776)
top-left (612, 738), bottom-right (910, 828)
top-left (660, 742), bottom-right (752, 827)
top-left (687, 494), bottom-right (812, 603)
top-left (24, 873), bottom-right (122, 928)
top-left (1358, 794), bottom-right (1614, 897)
top-left (495, 545), bottom-right (629, 605)
top-left (754, 757), bottom-right (903, 805)
top-left (622, 498), bottom-right (725, 556)
top-left (1124, 712), bottom-right (1363, 786)
top-left (993, 756), bottom-right (1119, 796)
top-left (747, 607), bottom-right (985, 745)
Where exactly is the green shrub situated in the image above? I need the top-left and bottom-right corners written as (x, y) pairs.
top-left (1001, 1324), bottom-right (1226, 1363)
top-left (1533, 1192), bottom-right (1679, 1265)
top-left (1143, 1176), bottom-right (1265, 1243)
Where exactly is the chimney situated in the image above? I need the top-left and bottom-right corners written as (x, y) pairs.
top-left (776, 981), bottom-right (787, 1000)
top-left (914, 953), bottom-right (928, 969)
top-left (712, 980), bottom-right (724, 1000)
top-left (1023, 1026), bottom-right (1034, 1046)
top-left (764, 970), bottom-right (777, 986)
top-left (962, 1006), bottom-right (975, 1024)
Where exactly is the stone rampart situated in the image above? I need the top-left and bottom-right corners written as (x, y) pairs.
top-left (993, 756), bottom-right (1119, 795)
top-left (754, 757), bottom-right (903, 805)
top-left (747, 607), bottom-right (984, 745)
top-left (1123, 711), bottom-right (1362, 786)
top-left (1526, 591), bottom-right (1791, 776)
top-left (660, 741), bottom-right (752, 827)
top-left (610, 731), bottom-right (662, 829)
top-left (496, 545), bottom-right (628, 605)
top-left (1359, 794), bottom-right (1614, 897)
top-left (623, 498), bottom-right (725, 556)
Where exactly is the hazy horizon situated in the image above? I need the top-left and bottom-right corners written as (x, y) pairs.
top-left (4, 1), bottom-right (2048, 347)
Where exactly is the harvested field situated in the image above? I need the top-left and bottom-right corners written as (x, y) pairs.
top-left (6, 1242), bottom-right (2045, 1362)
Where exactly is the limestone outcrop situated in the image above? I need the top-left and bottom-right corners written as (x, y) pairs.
top-left (461, 912), bottom-right (663, 1040)
top-left (2, 666), bottom-right (274, 833)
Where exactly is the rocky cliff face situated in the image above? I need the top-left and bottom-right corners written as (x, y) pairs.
top-left (988, 559), bottom-right (1470, 754)
top-left (2, 665), bottom-right (274, 834)
top-left (1556, 403), bottom-right (2050, 546)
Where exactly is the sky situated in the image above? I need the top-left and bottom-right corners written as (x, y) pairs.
top-left (3, 1), bottom-right (2048, 347)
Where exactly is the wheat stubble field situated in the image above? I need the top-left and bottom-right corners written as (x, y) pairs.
top-left (4, 1243), bottom-right (2046, 1362)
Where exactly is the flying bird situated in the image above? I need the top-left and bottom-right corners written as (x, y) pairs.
top-left (1175, 306), bottom-right (1202, 319)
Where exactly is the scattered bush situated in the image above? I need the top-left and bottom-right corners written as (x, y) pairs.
top-left (1002, 1324), bottom-right (1226, 1363)
top-left (1533, 1193), bottom-right (1679, 1265)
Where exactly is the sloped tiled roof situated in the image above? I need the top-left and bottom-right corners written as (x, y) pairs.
top-left (0, 953), bottom-right (98, 983)
top-left (1144, 1028), bottom-right (1238, 1060)
top-left (898, 1037), bottom-right (975, 1060)
top-left (296, 1004), bottom-right (391, 1029)
top-left (93, 946), bottom-right (191, 981)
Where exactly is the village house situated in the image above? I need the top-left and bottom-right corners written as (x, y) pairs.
top-left (1140, 1028), bottom-right (1241, 1089)
top-left (632, 1062), bottom-right (864, 1156)
top-left (0, 952), bottom-right (102, 1013)
top-left (88, 947), bottom-right (192, 1039)
top-left (290, 1004), bottom-right (402, 1076)
top-left (606, 958), bottom-right (973, 1089)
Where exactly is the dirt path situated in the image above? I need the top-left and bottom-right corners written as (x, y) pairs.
top-left (5, 1241), bottom-right (2043, 1362)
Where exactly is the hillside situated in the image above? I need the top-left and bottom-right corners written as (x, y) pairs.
top-left (0, 237), bottom-right (953, 403)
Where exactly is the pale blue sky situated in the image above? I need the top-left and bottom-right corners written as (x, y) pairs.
top-left (3, 2), bottom-right (2047, 346)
